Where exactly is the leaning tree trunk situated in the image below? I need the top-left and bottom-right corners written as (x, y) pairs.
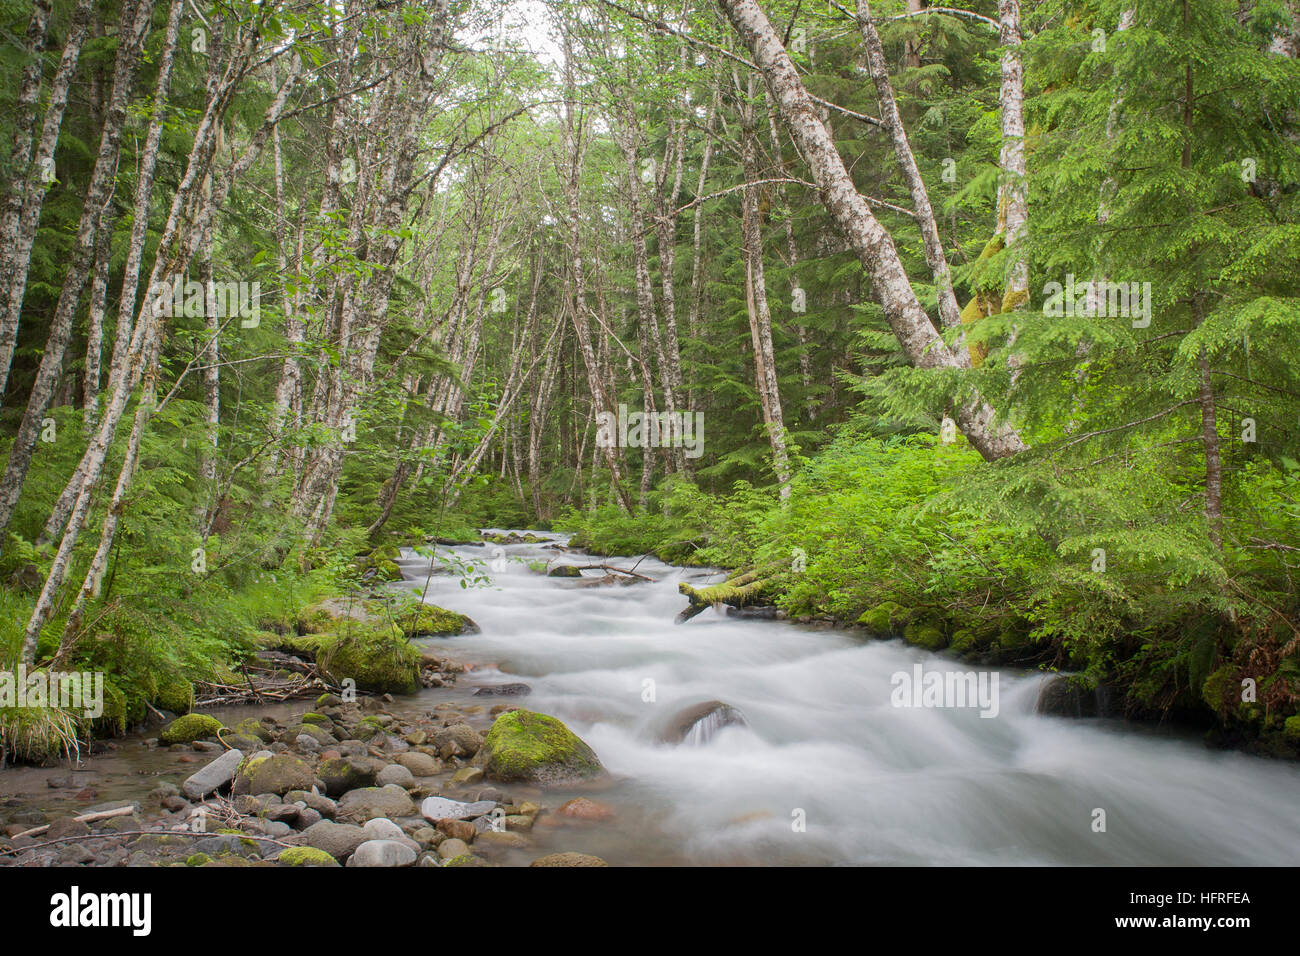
top-left (716, 0), bottom-right (1026, 461)
top-left (856, 1), bottom-right (964, 341)
top-left (39, 0), bottom-right (185, 547)
top-left (0, 0), bottom-right (155, 549)
top-left (0, 0), bottom-right (95, 404)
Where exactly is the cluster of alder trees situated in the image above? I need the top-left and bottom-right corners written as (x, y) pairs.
top-left (1, 0), bottom-right (1298, 668)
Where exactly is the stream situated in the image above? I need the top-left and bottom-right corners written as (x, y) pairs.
top-left (389, 531), bottom-right (1300, 866)
top-left (5, 531), bottom-right (1297, 866)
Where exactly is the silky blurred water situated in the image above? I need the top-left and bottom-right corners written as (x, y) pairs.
top-left (392, 531), bottom-right (1300, 866)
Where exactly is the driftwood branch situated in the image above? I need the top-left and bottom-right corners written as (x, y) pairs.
top-left (676, 570), bottom-right (772, 623)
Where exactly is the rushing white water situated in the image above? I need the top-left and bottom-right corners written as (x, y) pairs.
top-left (396, 532), bottom-right (1300, 866)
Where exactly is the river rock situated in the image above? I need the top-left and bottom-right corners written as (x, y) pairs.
top-left (450, 767), bottom-right (483, 786)
top-left (182, 748), bottom-right (244, 799)
top-left (46, 817), bottom-right (91, 840)
top-left (375, 763), bottom-right (416, 789)
top-left (433, 723), bottom-right (484, 758)
top-left (347, 839), bottom-right (417, 867)
top-left (474, 683), bottom-right (533, 697)
top-left (434, 818), bottom-right (476, 842)
top-left (1036, 676), bottom-right (1099, 718)
top-left (436, 838), bottom-right (470, 859)
top-left (318, 756), bottom-right (379, 796)
top-left (420, 797), bottom-right (496, 822)
top-left (297, 820), bottom-right (366, 861)
top-left (337, 785), bottom-right (417, 823)
top-left (159, 713), bottom-right (224, 745)
top-left (658, 700), bottom-right (747, 745)
top-left (394, 751), bottom-right (440, 776)
top-left (480, 710), bottom-right (604, 786)
top-left (529, 852), bottom-right (608, 867)
top-left (552, 797), bottom-right (615, 823)
top-left (474, 830), bottom-right (531, 851)
top-left (233, 754), bottom-right (315, 796)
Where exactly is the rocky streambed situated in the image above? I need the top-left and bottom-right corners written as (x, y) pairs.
top-left (0, 685), bottom-right (621, 868)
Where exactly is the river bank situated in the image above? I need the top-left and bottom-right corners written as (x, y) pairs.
top-left (3, 531), bottom-right (1299, 867)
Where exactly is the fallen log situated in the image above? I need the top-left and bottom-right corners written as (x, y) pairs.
top-left (675, 571), bottom-right (772, 623)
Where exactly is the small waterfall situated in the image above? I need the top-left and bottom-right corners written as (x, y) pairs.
top-left (680, 703), bottom-right (748, 746)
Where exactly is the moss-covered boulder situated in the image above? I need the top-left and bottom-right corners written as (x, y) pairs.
top-left (318, 757), bottom-right (378, 797)
top-left (481, 710), bottom-right (604, 786)
top-left (233, 754), bottom-right (316, 796)
top-left (233, 717), bottom-right (273, 743)
top-left (159, 713), bottom-right (224, 745)
top-left (277, 846), bottom-right (340, 867)
top-left (903, 620), bottom-right (948, 651)
top-left (1283, 715), bottom-right (1300, 742)
top-left (318, 627), bottom-right (420, 696)
top-left (154, 674), bottom-right (194, 714)
top-left (396, 603), bottom-right (479, 638)
top-left (856, 601), bottom-right (910, 635)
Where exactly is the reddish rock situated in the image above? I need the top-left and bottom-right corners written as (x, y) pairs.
top-left (434, 818), bottom-right (477, 842)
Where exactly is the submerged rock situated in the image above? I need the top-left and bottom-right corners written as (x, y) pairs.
top-left (473, 683), bottom-right (532, 697)
top-left (480, 710), bottom-right (604, 786)
top-left (529, 852), bottom-right (608, 867)
top-left (1036, 676), bottom-right (1099, 718)
top-left (658, 700), bottom-right (748, 745)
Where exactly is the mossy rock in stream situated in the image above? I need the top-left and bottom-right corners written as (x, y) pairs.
top-left (856, 601), bottom-right (911, 636)
top-left (277, 846), bottom-right (340, 867)
top-left (903, 621), bottom-right (948, 651)
top-left (159, 713), bottom-right (224, 744)
top-left (396, 603), bottom-right (479, 638)
top-left (233, 754), bottom-right (316, 796)
top-left (1283, 715), bottom-right (1300, 742)
top-left (317, 627), bottom-right (420, 696)
top-left (481, 710), bottom-right (604, 786)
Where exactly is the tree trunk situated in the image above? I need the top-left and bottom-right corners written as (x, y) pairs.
top-left (0, 0), bottom-right (155, 549)
top-left (0, 0), bottom-right (95, 404)
top-left (716, 0), bottom-right (1026, 461)
top-left (739, 75), bottom-right (792, 499)
top-left (856, 1), bottom-right (964, 341)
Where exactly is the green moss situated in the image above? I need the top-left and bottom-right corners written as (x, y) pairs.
top-left (1283, 716), bottom-right (1300, 742)
top-left (856, 601), bottom-right (909, 635)
top-left (903, 621), bottom-right (948, 651)
top-left (154, 674), bottom-right (194, 714)
top-left (278, 846), bottom-right (340, 867)
top-left (95, 681), bottom-right (128, 736)
top-left (233, 717), bottom-right (272, 742)
top-left (186, 852), bottom-right (212, 867)
top-left (300, 712), bottom-right (330, 726)
top-left (396, 603), bottom-right (476, 638)
top-left (441, 853), bottom-right (489, 867)
top-left (949, 629), bottom-right (977, 654)
top-left (482, 709), bottom-right (604, 785)
top-left (318, 627), bottom-right (420, 695)
top-left (235, 754), bottom-right (315, 795)
top-left (159, 713), bottom-right (223, 744)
